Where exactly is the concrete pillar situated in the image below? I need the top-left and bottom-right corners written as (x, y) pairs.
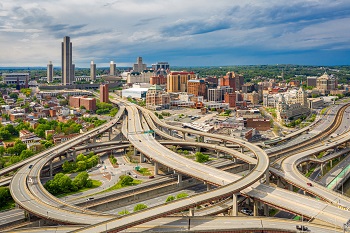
top-left (216, 151), bottom-right (219, 158)
top-left (277, 178), bottom-right (283, 188)
top-left (231, 193), bottom-right (238, 216)
top-left (232, 158), bottom-right (236, 163)
top-left (253, 199), bottom-right (258, 216)
top-left (264, 204), bottom-right (269, 216)
top-left (140, 153), bottom-right (144, 163)
top-left (49, 160), bottom-right (53, 179)
top-left (196, 146), bottom-right (201, 152)
top-left (73, 150), bottom-right (76, 157)
top-left (288, 183), bottom-right (293, 191)
top-left (265, 168), bottom-right (270, 185)
top-left (109, 128), bottom-right (112, 141)
top-left (189, 207), bottom-right (194, 217)
top-left (223, 140), bottom-right (227, 147)
top-left (321, 163), bottom-right (324, 175)
top-left (206, 182), bottom-right (211, 191)
top-left (240, 147), bottom-right (244, 153)
top-left (182, 132), bottom-right (186, 140)
top-left (134, 147), bottom-right (138, 156)
top-left (330, 160), bottom-right (333, 168)
top-left (93, 137), bottom-right (96, 143)
top-left (178, 174), bottom-right (183, 186)
top-left (245, 198), bottom-right (250, 205)
top-left (154, 162), bottom-right (158, 175)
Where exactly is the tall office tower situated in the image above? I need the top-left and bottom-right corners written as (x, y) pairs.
top-left (71, 63), bottom-right (75, 83)
top-left (47, 61), bottom-right (53, 83)
top-left (90, 61), bottom-right (96, 81)
top-left (167, 71), bottom-right (196, 93)
top-left (110, 61), bottom-right (116, 76)
top-left (100, 84), bottom-right (109, 103)
top-left (61, 36), bottom-right (73, 85)
top-left (219, 72), bottom-right (236, 90)
top-left (133, 57), bottom-right (147, 72)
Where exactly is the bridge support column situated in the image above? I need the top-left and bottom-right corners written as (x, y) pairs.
top-left (109, 128), bottom-right (112, 141)
top-left (330, 160), bottom-right (333, 168)
top-left (196, 146), bottom-right (201, 152)
top-left (216, 151), bottom-right (220, 158)
top-left (240, 147), bottom-right (244, 153)
top-left (265, 168), bottom-right (270, 185)
top-left (231, 193), bottom-right (238, 216)
top-left (253, 199), bottom-right (259, 216)
top-left (182, 132), bottom-right (186, 140)
top-left (189, 207), bottom-right (194, 217)
top-left (140, 153), bottom-right (144, 163)
top-left (154, 162), bottom-right (158, 175)
top-left (49, 160), bottom-right (53, 179)
top-left (264, 204), bottom-right (269, 217)
top-left (277, 178), bottom-right (283, 188)
top-left (321, 163), bottom-right (324, 175)
top-left (232, 158), bottom-right (236, 163)
top-left (134, 147), bottom-right (138, 156)
top-left (177, 174), bottom-right (183, 187)
top-left (223, 140), bottom-right (227, 147)
top-left (206, 182), bottom-right (211, 191)
top-left (93, 137), bottom-right (96, 143)
top-left (199, 136), bottom-right (204, 142)
top-left (288, 183), bottom-right (293, 191)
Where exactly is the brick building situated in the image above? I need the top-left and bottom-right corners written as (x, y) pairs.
top-left (219, 72), bottom-right (236, 90)
top-left (167, 71), bottom-right (196, 92)
top-left (69, 96), bottom-right (96, 111)
top-left (245, 118), bottom-right (271, 131)
top-left (100, 84), bottom-right (109, 103)
top-left (150, 75), bottom-right (167, 85)
top-left (187, 80), bottom-right (206, 98)
top-left (224, 92), bottom-right (236, 108)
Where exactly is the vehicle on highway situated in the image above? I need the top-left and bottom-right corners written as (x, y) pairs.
top-left (28, 164), bottom-right (33, 169)
top-left (296, 225), bottom-right (309, 231)
top-left (86, 197), bottom-right (94, 201)
top-left (306, 182), bottom-right (312, 187)
top-left (240, 208), bottom-right (253, 216)
top-left (133, 174), bottom-right (137, 178)
top-left (149, 175), bottom-right (155, 179)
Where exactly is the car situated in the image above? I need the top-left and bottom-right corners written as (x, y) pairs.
top-left (139, 140), bottom-right (142, 142)
top-left (296, 225), bottom-right (308, 231)
top-left (240, 208), bottom-right (253, 216)
top-left (86, 197), bottom-right (94, 201)
top-left (133, 174), bottom-right (138, 178)
top-left (307, 182), bottom-right (312, 187)
top-left (149, 175), bottom-right (155, 179)
top-left (29, 165), bottom-right (33, 169)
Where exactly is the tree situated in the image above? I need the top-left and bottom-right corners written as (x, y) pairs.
top-left (133, 203), bottom-right (147, 212)
top-left (9, 93), bottom-right (18, 99)
top-left (195, 152), bottom-right (209, 163)
top-left (176, 192), bottom-right (188, 199)
top-left (76, 153), bottom-right (87, 162)
top-left (62, 161), bottom-right (72, 172)
top-left (165, 195), bottom-right (175, 203)
top-left (76, 161), bottom-right (87, 171)
top-left (19, 150), bottom-right (34, 160)
top-left (0, 187), bottom-right (11, 207)
top-left (120, 175), bottom-right (133, 187)
top-left (0, 146), bottom-right (5, 156)
top-left (118, 210), bottom-right (130, 215)
top-left (73, 171), bottom-right (89, 188)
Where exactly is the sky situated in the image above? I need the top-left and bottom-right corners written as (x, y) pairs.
top-left (0, 0), bottom-right (350, 67)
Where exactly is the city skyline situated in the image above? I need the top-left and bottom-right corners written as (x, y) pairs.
top-left (0, 0), bottom-right (349, 67)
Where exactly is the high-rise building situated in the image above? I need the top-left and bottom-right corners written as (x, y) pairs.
top-left (61, 36), bottom-right (73, 85)
top-left (187, 79), bottom-right (207, 98)
top-left (167, 71), bottom-right (196, 93)
top-left (219, 72), bottom-right (236, 90)
top-left (152, 62), bottom-right (170, 75)
top-left (100, 84), bottom-right (109, 103)
top-left (90, 61), bottom-right (96, 81)
top-left (110, 61), bottom-right (116, 76)
top-left (133, 57), bottom-right (147, 72)
top-left (47, 61), bottom-right (53, 83)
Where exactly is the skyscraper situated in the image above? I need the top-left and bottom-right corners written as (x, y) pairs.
top-left (47, 61), bottom-right (53, 83)
top-left (90, 61), bottom-right (96, 81)
top-left (133, 57), bottom-right (147, 72)
top-left (100, 84), bottom-right (109, 103)
top-left (61, 36), bottom-right (73, 85)
top-left (110, 61), bottom-right (116, 76)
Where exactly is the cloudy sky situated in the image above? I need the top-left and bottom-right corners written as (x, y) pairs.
top-left (0, 0), bottom-right (350, 67)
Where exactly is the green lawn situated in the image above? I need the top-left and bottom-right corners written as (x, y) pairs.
top-left (100, 179), bottom-right (142, 193)
top-left (56, 180), bottom-right (102, 198)
top-left (138, 168), bottom-right (151, 176)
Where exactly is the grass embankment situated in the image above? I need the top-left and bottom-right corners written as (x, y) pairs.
top-left (138, 168), bottom-right (151, 176)
top-left (56, 180), bottom-right (102, 198)
top-left (100, 179), bottom-right (142, 193)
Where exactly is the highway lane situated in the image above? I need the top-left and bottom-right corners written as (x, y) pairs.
top-left (4, 217), bottom-right (343, 233)
top-left (280, 132), bottom-right (350, 208)
top-left (72, 104), bottom-right (269, 232)
top-left (9, 107), bottom-right (127, 224)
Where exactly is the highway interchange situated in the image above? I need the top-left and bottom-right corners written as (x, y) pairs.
top-left (2, 98), bottom-right (350, 232)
